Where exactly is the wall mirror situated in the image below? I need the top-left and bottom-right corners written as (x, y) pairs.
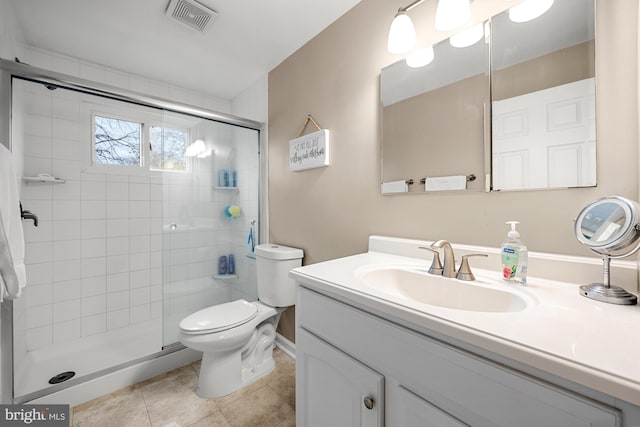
top-left (380, 27), bottom-right (490, 193)
top-left (491, 0), bottom-right (596, 191)
top-left (380, 0), bottom-right (596, 194)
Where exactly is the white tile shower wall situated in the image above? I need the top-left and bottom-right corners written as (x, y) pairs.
top-left (17, 87), bottom-right (132, 346)
top-left (18, 82), bottom-right (160, 352)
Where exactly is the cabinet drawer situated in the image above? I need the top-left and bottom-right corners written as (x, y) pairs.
top-left (297, 286), bottom-right (621, 427)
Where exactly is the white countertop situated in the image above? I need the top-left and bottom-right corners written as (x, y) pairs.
top-left (290, 247), bottom-right (640, 407)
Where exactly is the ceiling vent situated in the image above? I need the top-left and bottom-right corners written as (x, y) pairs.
top-left (166, 0), bottom-right (217, 33)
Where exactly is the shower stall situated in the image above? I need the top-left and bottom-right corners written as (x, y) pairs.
top-left (3, 60), bottom-right (263, 402)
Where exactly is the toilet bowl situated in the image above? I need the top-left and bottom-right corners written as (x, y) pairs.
top-left (178, 244), bottom-right (303, 398)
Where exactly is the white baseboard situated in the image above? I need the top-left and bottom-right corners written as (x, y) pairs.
top-left (274, 333), bottom-right (296, 359)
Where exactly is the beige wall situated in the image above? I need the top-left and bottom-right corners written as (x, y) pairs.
top-left (269, 0), bottom-right (638, 341)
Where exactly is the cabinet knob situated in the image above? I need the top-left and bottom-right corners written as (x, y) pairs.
top-left (363, 396), bottom-right (374, 410)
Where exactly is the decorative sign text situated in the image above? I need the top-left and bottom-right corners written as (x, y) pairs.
top-left (289, 129), bottom-right (330, 171)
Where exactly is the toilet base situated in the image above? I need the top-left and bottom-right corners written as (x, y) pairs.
top-left (194, 310), bottom-right (282, 398)
top-left (197, 351), bottom-right (242, 398)
top-left (241, 344), bottom-right (276, 385)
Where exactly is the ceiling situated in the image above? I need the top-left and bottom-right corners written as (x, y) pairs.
top-left (9, 0), bottom-right (362, 100)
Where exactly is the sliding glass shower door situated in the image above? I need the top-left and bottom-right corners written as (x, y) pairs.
top-left (12, 77), bottom-right (260, 400)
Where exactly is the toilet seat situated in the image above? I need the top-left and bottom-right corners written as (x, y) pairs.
top-left (179, 299), bottom-right (258, 334)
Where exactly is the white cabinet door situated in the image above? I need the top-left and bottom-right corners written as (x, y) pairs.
top-left (388, 383), bottom-right (469, 427)
top-left (297, 328), bottom-right (384, 427)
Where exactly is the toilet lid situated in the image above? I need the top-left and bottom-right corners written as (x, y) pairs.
top-left (179, 299), bottom-right (258, 334)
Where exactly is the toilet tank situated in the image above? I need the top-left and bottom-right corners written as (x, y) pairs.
top-left (255, 244), bottom-right (304, 307)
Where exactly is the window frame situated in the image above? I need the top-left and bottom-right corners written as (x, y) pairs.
top-left (90, 111), bottom-right (190, 174)
top-left (148, 123), bottom-right (190, 173)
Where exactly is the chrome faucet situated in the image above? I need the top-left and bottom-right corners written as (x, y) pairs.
top-left (431, 240), bottom-right (456, 278)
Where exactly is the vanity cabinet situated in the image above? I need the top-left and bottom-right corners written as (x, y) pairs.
top-left (296, 285), bottom-right (622, 427)
top-left (297, 328), bottom-right (384, 426)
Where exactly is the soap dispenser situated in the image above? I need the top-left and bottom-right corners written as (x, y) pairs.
top-left (501, 221), bottom-right (528, 285)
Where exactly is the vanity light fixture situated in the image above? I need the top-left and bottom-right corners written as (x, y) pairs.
top-left (435, 0), bottom-right (472, 32)
top-left (387, 1), bottom-right (423, 54)
top-left (186, 139), bottom-right (206, 157)
top-left (387, 0), bottom-right (472, 54)
top-left (406, 46), bottom-right (435, 67)
top-left (509, 0), bottom-right (554, 23)
top-left (449, 23), bottom-right (484, 48)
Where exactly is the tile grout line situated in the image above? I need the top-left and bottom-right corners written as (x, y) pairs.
top-left (138, 383), bottom-right (154, 427)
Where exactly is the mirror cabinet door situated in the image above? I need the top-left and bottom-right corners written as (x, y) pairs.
top-left (491, 0), bottom-right (596, 191)
top-left (380, 30), bottom-right (490, 193)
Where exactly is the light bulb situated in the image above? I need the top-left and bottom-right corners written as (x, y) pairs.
top-left (406, 47), bottom-right (435, 68)
top-left (509, 0), bottom-right (554, 23)
top-left (387, 12), bottom-right (417, 54)
top-left (435, 0), bottom-right (471, 32)
top-left (449, 23), bottom-right (484, 48)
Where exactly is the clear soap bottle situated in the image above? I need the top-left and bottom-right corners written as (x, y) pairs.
top-left (501, 221), bottom-right (528, 285)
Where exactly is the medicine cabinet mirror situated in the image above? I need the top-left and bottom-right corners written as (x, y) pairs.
top-left (491, 0), bottom-right (595, 191)
top-left (380, 29), bottom-right (489, 193)
top-left (380, 0), bottom-right (596, 194)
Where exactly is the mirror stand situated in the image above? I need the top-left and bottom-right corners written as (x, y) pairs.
top-left (579, 253), bottom-right (638, 305)
top-left (575, 196), bottom-right (640, 306)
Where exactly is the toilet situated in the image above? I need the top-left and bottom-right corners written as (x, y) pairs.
top-left (178, 243), bottom-right (303, 398)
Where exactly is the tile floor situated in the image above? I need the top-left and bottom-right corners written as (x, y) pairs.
top-left (71, 348), bottom-right (296, 427)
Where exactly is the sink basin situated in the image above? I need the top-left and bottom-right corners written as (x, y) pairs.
top-left (357, 267), bottom-right (528, 313)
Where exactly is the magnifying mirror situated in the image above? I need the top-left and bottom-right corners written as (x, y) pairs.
top-left (574, 196), bottom-right (640, 305)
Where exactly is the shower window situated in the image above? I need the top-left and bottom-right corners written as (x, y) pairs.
top-left (92, 115), bottom-right (189, 172)
top-left (93, 115), bottom-right (143, 166)
top-left (149, 126), bottom-right (187, 172)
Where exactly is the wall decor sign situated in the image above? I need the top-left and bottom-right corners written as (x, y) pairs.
top-left (289, 115), bottom-right (330, 171)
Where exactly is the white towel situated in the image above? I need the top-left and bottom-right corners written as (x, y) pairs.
top-left (0, 143), bottom-right (26, 301)
top-left (381, 180), bottom-right (408, 194)
top-left (424, 175), bottom-right (467, 192)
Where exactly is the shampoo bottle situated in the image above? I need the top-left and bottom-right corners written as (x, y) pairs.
top-left (501, 221), bottom-right (528, 285)
top-left (218, 256), bottom-right (228, 275)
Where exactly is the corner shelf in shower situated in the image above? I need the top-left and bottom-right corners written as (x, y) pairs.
top-left (214, 187), bottom-right (239, 191)
top-left (213, 274), bottom-right (239, 280)
top-left (23, 174), bottom-right (65, 184)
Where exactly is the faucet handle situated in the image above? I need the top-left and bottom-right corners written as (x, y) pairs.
top-left (419, 246), bottom-right (444, 276)
top-left (456, 254), bottom-right (488, 281)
